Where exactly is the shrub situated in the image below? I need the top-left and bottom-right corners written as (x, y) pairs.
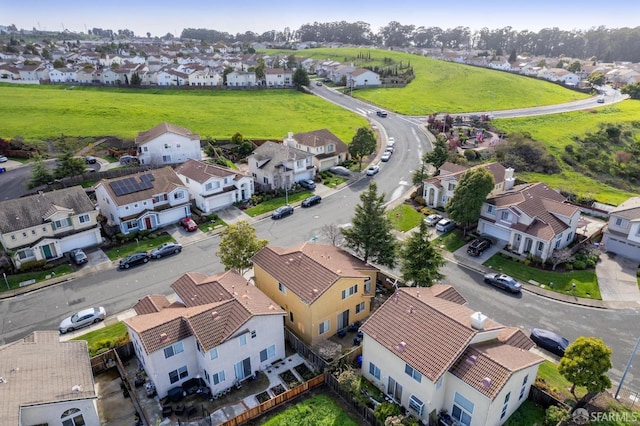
top-left (374, 402), bottom-right (402, 424)
top-left (414, 195), bottom-right (425, 206)
top-left (18, 259), bottom-right (47, 272)
top-left (544, 405), bottom-right (570, 426)
top-left (565, 263), bottom-right (574, 270)
top-left (337, 368), bottom-right (360, 394)
top-left (573, 260), bottom-right (587, 270)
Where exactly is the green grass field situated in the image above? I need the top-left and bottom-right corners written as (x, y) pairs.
top-left (262, 394), bottom-right (359, 425)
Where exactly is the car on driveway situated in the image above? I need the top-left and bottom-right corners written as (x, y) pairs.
top-left (85, 156), bottom-right (97, 164)
top-left (366, 164), bottom-right (380, 176)
top-left (179, 217), bottom-right (198, 232)
top-left (150, 242), bottom-right (183, 259)
top-left (483, 273), bottom-right (522, 293)
top-left (530, 328), bottom-right (570, 357)
top-left (272, 205), bottom-right (294, 219)
top-left (0, 155), bottom-right (7, 163)
top-left (424, 214), bottom-right (443, 227)
top-left (299, 179), bottom-right (316, 190)
top-left (329, 166), bottom-right (351, 176)
top-left (69, 248), bottom-right (88, 265)
top-left (380, 151), bottom-right (392, 162)
top-left (119, 252), bottom-right (150, 269)
top-left (59, 306), bottom-right (106, 334)
top-left (467, 237), bottom-right (492, 256)
top-left (435, 218), bottom-right (456, 233)
top-left (301, 195), bottom-right (322, 208)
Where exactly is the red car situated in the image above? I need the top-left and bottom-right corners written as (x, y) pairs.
top-left (179, 217), bottom-right (198, 232)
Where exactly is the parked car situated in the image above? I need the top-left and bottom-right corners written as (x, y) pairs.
top-left (119, 154), bottom-right (139, 165)
top-left (150, 242), bottom-right (183, 259)
top-left (483, 273), bottom-right (522, 293)
top-left (376, 110), bottom-right (388, 117)
top-left (119, 252), bottom-right (150, 269)
top-left (366, 164), bottom-right (380, 176)
top-left (424, 214), bottom-right (443, 227)
top-left (59, 306), bottom-right (106, 334)
top-left (0, 155), bottom-right (9, 163)
top-left (467, 238), bottom-right (492, 256)
top-left (85, 156), bottom-right (97, 164)
top-left (301, 195), bottom-right (322, 208)
top-left (69, 248), bottom-right (88, 265)
top-left (323, 78), bottom-right (331, 83)
top-left (530, 328), bottom-right (570, 357)
top-left (597, 97), bottom-right (605, 103)
top-left (380, 151), bottom-right (392, 162)
top-left (298, 179), bottom-right (316, 190)
top-left (329, 166), bottom-right (351, 176)
top-left (316, 81), bottom-right (323, 86)
top-left (179, 217), bottom-right (198, 232)
top-left (385, 145), bottom-right (394, 154)
top-left (272, 205), bottom-right (294, 219)
top-left (435, 218), bottom-right (456, 233)
top-left (386, 137), bottom-right (395, 147)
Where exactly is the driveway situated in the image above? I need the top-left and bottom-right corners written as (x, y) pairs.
top-left (596, 253), bottom-right (640, 303)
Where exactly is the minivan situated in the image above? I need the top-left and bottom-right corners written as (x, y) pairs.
top-left (435, 218), bottom-right (456, 233)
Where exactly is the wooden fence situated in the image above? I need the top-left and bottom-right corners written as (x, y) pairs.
top-left (528, 385), bottom-right (570, 410)
top-left (284, 328), bottom-right (329, 372)
top-left (324, 372), bottom-right (381, 426)
top-left (90, 342), bottom-right (135, 374)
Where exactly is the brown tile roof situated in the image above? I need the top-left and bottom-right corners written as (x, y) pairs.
top-left (431, 162), bottom-right (507, 187)
top-left (0, 331), bottom-right (96, 424)
top-left (499, 328), bottom-right (535, 350)
top-left (133, 294), bottom-right (173, 315)
top-left (265, 68), bottom-right (291, 74)
top-left (251, 142), bottom-right (314, 173)
top-left (428, 285), bottom-right (467, 305)
top-left (95, 166), bottom-right (186, 207)
top-left (292, 129), bottom-right (348, 154)
top-left (175, 159), bottom-right (247, 183)
top-left (0, 186), bottom-right (95, 233)
top-left (439, 162), bottom-right (470, 175)
top-left (252, 243), bottom-right (378, 304)
top-left (135, 122), bottom-right (199, 146)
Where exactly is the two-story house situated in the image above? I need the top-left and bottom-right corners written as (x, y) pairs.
top-left (283, 129), bottom-right (349, 171)
top-left (94, 167), bottom-right (191, 235)
top-left (0, 187), bottom-right (101, 269)
top-left (251, 243), bottom-right (378, 346)
top-left (247, 142), bottom-right (316, 193)
top-left (264, 68), bottom-right (292, 87)
top-left (360, 286), bottom-right (543, 426)
top-left (226, 70), bottom-right (256, 87)
top-left (175, 159), bottom-right (254, 213)
top-left (346, 68), bottom-right (381, 88)
top-left (477, 182), bottom-right (581, 261)
top-left (0, 331), bottom-right (100, 426)
top-left (602, 196), bottom-right (640, 261)
top-left (135, 122), bottom-right (202, 166)
top-left (124, 270), bottom-right (286, 398)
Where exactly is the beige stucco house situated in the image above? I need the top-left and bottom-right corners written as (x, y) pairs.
top-left (602, 196), bottom-right (640, 261)
top-left (283, 129), bottom-right (349, 172)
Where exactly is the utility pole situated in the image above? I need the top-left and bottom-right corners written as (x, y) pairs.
top-left (615, 336), bottom-right (640, 400)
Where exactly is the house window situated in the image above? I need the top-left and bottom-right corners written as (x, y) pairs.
top-left (452, 392), bottom-right (474, 426)
top-left (327, 144), bottom-right (334, 152)
top-left (436, 377), bottom-right (443, 390)
top-left (369, 362), bottom-right (381, 380)
top-left (566, 232), bottom-right (573, 242)
top-left (289, 311), bottom-right (294, 322)
top-left (356, 302), bottom-right (365, 313)
top-left (169, 365), bottom-right (188, 384)
top-left (278, 282), bottom-right (287, 294)
top-left (296, 160), bottom-right (303, 168)
top-left (260, 344), bottom-right (276, 362)
top-left (487, 205), bottom-right (494, 214)
top-left (448, 183), bottom-right (455, 191)
top-left (162, 155), bottom-right (172, 163)
top-left (537, 241), bottom-right (544, 251)
top-left (251, 330), bottom-right (257, 339)
top-left (143, 146), bottom-right (148, 152)
top-left (341, 284), bottom-right (358, 299)
top-left (31, 229), bottom-right (36, 236)
top-left (153, 195), bottom-right (164, 203)
top-left (204, 369), bottom-right (210, 383)
top-left (125, 221), bottom-right (138, 230)
top-left (52, 218), bottom-right (72, 230)
top-left (501, 211), bottom-right (509, 220)
top-left (17, 249), bottom-right (34, 260)
top-left (501, 392), bottom-right (511, 419)
top-left (196, 340), bottom-right (202, 354)
top-left (210, 348), bottom-right (218, 360)
top-left (263, 177), bottom-right (268, 184)
top-left (615, 217), bottom-right (626, 227)
top-left (239, 334), bottom-right (247, 346)
top-left (164, 143), bottom-right (170, 149)
top-left (364, 278), bottom-right (371, 293)
top-left (409, 395), bottom-right (425, 416)
top-left (555, 238), bottom-right (562, 249)
top-left (61, 408), bottom-right (85, 426)
top-left (78, 214), bottom-right (90, 224)
top-left (22, 232), bottom-right (27, 238)
top-left (174, 191), bottom-right (185, 200)
top-left (404, 364), bottom-right (422, 383)
top-left (164, 342), bottom-right (184, 359)
top-left (318, 320), bottom-right (330, 335)
top-left (11, 235), bottom-right (16, 241)
top-left (519, 375), bottom-right (528, 400)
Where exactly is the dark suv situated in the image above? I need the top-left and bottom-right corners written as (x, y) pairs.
top-left (467, 238), bottom-right (492, 256)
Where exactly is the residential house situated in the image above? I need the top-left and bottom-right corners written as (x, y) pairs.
top-left (360, 286), bottom-right (543, 426)
top-left (477, 182), bottom-right (581, 261)
top-left (188, 68), bottom-right (222, 86)
top-left (264, 68), bottom-right (292, 87)
top-left (48, 67), bottom-right (77, 83)
top-left (94, 167), bottom-right (191, 235)
top-left (0, 187), bottom-right (101, 269)
top-left (226, 70), bottom-right (257, 87)
top-left (347, 68), bottom-right (381, 88)
top-left (0, 331), bottom-right (100, 426)
top-left (18, 64), bottom-right (47, 83)
top-left (283, 129), bottom-right (349, 171)
top-left (422, 162), bottom-right (515, 209)
top-left (247, 142), bottom-right (315, 192)
top-left (251, 243), bottom-right (378, 346)
top-left (175, 159), bottom-right (254, 213)
top-left (135, 122), bottom-right (201, 166)
top-left (0, 64), bottom-right (21, 81)
top-left (124, 271), bottom-right (286, 398)
top-left (602, 196), bottom-right (640, 261)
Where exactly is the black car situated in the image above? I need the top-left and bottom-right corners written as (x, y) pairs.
top-left (272, 205), bottom-right (294, 219)
top-left (85, 156), bottom-right (97, 164)
top-left (376, 110), bottom-right (388, 117)
top-left (483, 273), bottom-right (522, 293)
top-left (69, 248), bottom-right (88, 265)
top-left (530, 328), bottom-right (570, 357)
top-left (302, 195), bottom-right (322, 207)
top-left (299, 179), bottom-right (316, 190)
top-left (119, 252), bottom-right (150, 269)
top-left (150, 242), bottom-right (183, 259)
top-left (467, 238), bottom-right (492, 256)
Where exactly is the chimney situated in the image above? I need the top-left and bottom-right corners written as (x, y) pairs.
top-left (504, 167), bottom-right (515, 190)
top-left (470, 312), bottom-right (487, 330)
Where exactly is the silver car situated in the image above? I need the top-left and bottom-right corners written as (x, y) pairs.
top-left (59, 307), bottom-right (106, 334)
top-left (150, 242), bottom-right (183, 259)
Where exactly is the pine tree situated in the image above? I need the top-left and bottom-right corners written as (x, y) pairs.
top-left (399, 220), bottom-right (444, 287)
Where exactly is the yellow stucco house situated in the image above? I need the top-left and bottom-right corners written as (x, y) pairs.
top-left (251, 242), bottom-right (378, 346)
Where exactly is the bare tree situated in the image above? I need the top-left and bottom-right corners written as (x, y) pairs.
top-left (321, 224), bottom-right (344, 246)
top-left (550, 247), bottom-right (573, 271)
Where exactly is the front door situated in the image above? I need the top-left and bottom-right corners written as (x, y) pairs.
top-left (144, 217), bottom-right (152, 230)
top-left (42, 244), bottom-right (53, 259)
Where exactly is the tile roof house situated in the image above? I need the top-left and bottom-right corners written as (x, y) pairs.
top-left (477, 182), bottom-right (581, 261)
top-left (0, 331), bottom-right (100, 426)
top-left (251, 243), bottom-right (379, 346)
top-left (360, 287), bottom-right (542, 426)
top-left (247, 142), bottom-right (316, 193)
top-left (264, 67), bottom-right (292, 87)
top-left (94, 167), bottom-right (192, 235)
top-left (124, 270), bottom-right (286, 398)
top-left (422, 162), bottom-right (515, 209)
top-left (602, 196), bottom-right (640, 261)
top-left (0, 186), bottom-right (102, 269)
top-left (283, 129), bottom-right (349, 171)
top-left (175, 159), bottom-right (254, 213)
top-left (135, 122), bottom-right (202, 167)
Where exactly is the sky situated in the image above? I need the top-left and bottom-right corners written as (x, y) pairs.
top-left (2, 0), bottom-right (638, 37)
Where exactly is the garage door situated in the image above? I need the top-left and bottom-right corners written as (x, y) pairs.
top-left (60, 229), bottom-right (101, 253)
top-left (478, 221), bottom-right (511, 243)
top-left (604, 235), bottom-right (640, 262)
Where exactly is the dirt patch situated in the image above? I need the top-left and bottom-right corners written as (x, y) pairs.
top-left (95, 367), bottom-right (137, 425)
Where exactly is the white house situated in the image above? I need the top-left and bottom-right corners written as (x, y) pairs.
top-left (124, 270), bottom-right (286, 398)
top-left (360, 286), bottom-right (543, 426)
top-left (135, 122), bottom-right (202, 166)
top-left (188, 69), bottom-right (222, 86)
top-left (347, 68), bottom-right (381, 88)
top-left (94, 167), bottom-right (192, 235)
top-left (48, 68), bottom-right (77, 83)
top-left (227, 70), bottom-right (257, 87)
top-left (0, 331), bottom-right (100, 426)
top-left (0, 187), bottom-right (102, 269)
top-left (264, 67), bottom-right (292, 87)
top-left (602, 196), bottom-right (640, 261)
top-left (247, 142), bottom-right (316, 192)
top-left (175, 159), bottom-right (254, 213)
top-left (283, 129), bottom-right (349, 171)
top-left (477, 182), bottom-right (581, 261)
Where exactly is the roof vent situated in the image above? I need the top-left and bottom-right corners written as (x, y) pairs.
top-left (416, 290), bottom-right (420, 298)
top-left (465, 355), bottom-right (478, 366)
top-left (407, 305), bottom-right (413, 314)
top-left (159, 333), bottom-right (168, 342)
top-left (71, 385), bottom-right (83, 392)
top-left (470, 312), bottom-right (487, 330)
top-left (481, 377), bottom-right (492, 390)
top-left (396, 341), bottom-right (407, 352)
top-left (211, 311), bottom-right (220, 320)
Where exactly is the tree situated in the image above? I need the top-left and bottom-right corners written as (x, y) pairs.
top-left (254, 57), bottom-right (266, 81)
top-left (550, 247), bottom-right (573, 271)
top-left (29, 153), bottom-right (53, 188)
top-left (508, 48), bottom-right (517, 63)
top-left (216, 221), bottom-right (268, 276)
top-left (445, 167), bottom-right (495, 236)
top-left (399, 219), bottom-right (444, 287)
top-left (292, 67), bottom-right (309, 90)
top-left (349, 127), bottom-right (377, 171)
top-left (567, 60), bottom-right (582, 73)
top-left (621, 82), bottom-right (640, 99)
top-left (231, 132), bottom-right (243, 144)
top-left (54, 149), bottom-right (86, 179)
top-left (558, 336), bottom-right (612, 407)
top-left (321, 223), bottom-right (344, 246)
top-left (423, 134), bottom-right (449, 170)
top-left (130, 72), bottom-right (141, 85)
top-left (412, 161), bottom-right (429, 186)
top-left (588, 71), bottom-right (606, 87)
top-left (341, 181), bottom-right (397, 267)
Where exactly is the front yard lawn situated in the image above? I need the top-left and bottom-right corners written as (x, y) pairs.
top-left (3, 263), bottom-right (73, 292)
top-left (72, 321), bottom-right (129, 357)
top-left (434, 229), bottom-right (467, 252)
top-left (104, 233), bottom-right (177, 260)
top-left (536, 360), bottom-right (586, 406)
top-left (244, 191), bottom-right (312, 217)
top-left (387, 204), bottom-right (423, 232)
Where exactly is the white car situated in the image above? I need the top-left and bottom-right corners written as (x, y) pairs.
top-left (0, 155), bottom-right (7, 163)
top-left (424, 214), bottom-right (443, 227)
top-left (366, 164), bottom-right (380, 176)
top-left (381, 151), bottom-right (392, 162)
top-left (386, 137), bottom-right (395, 147)
top-left (59, 307), bottom-right (106, 334)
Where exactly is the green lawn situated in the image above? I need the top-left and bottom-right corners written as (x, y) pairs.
top-left (72, 321), bottom-right (129, 357)
top-left (387, 204), bottom-right (423, 231)
top-left (262, 394), bottom-right (359, 426)
top-left (2, 264), bottom-right (73, 292)
top-left (104, 234), bottom-right (177, 260)
top-left (434, 229), bottom-right (468, 252)
top-left (244, 191), bottom-right (312, 217)
top-left (504, 400), bottom-right (546, 426)
top-left (536, 361), bottom-right (586, 406)
top-left (198, 217), bottom-right (226, 232)
top-left (483, 254), bottom-right (600, 299)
